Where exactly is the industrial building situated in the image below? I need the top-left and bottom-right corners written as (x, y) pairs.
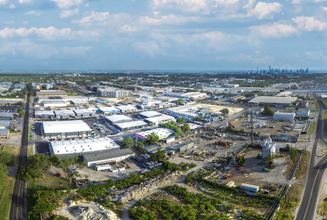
top-left (164, 105), bottom-right (198, 120)
top-left (144, 115), bottom-right (175, 125)
top-left (54, 110), bottom-right (76, 119)
top-left (165, 91), bottom-right (207, 99)
top-left (273, 112), bottom-right (295, 121)
top-left (42, 100), bottom-right (70, 108)
top-left (0, 120), bottom-right (11, 128)
top-left (139, 111), bottom-right (162, 118)
top-left (73, 109), bottom-right (95, 117)
top-left (97, 87), bottom-right (130, 98)
top-left (135, 128), bottom-right (175, 140)
top-left (49, 137), bottom-right (120, 156)
top-left (98, 107), bottom-right (120, 115)
top-left (83, 148), bottom-right (135, 167)
top-left (116, 105), bottom-right (137, 113)
top-left (249, 96), bottom-right (297, 107)
top-left (142, 99), bottom-right (162, 109)
top-left (36, 90), bottom-right (67, 97)
top-left (42, 120), bottom-right (92, 138)
top-left (0, 128), bottom-right (9, 138)
top-left (105, 115), bottom-right (133, 125)
top-left (115, 120), bottom-right (148, 131)
top-left (77, 88), bottom-right (96, 96)
top-left (226, 95), bottom-right (246, 103)
top-left (0, 98), bottom-right (24, 106)
top-left (262, 138), bottom-right (279, 158)
top-left (35, 111), bottom-right (55, 120)
top-left (169, 141), bottom-right (194, 152)
top-left (0, 112), bottom-right (14, 120)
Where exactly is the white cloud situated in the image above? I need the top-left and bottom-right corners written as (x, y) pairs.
top-left (0, 27), bottom-right (97, 40)
top-left (291, 0), bottom-right (301, 4)
top-left (139, 14), bottom-right (201, 25)
top-left (9, 4), bottom-right (16, 8)
top-left (85, 3), bottom-right (89, 7)
top-left (25, 10), bottom-right (42, 16)
top-left (216, 53), bottom-right (273, 64)
top-left (60, 8), bottom-right (79, 18)
top-left (249, 22), bottom-right (297, 38)
top-left (72, 11), bottom-right (131, 27)
top-left (294, 6), bottom-right (302, 13)
top-left (293, 16), bottom-right (327, 31)
top-left (249, 2), bottom-right (283, 20)
top-left (51, 0), bottom-right (83, 9)
top-left (323, 7), bottom-right (327, 11)
top-left (305, 51), bottom-right (327, 61)
top-left (19, 0), bottom-right (33, 3)
top-left (243, 0), bottom-right (256, 9)
top-left (22, 21), bottom-right (29, 25)
top-left (132, 41), bottom-right (163, 57)
top-left (0, 0), bottom-right (7, 4)
top-left (3, 21), bottom-right (14, 25)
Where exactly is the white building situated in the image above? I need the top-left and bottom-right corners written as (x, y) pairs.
top-left (105, 115), bottom-right (133, 125)
top-left (73, 109), bottom-right (95, 117)
top-left (83, 149), bottom-right (135, 167)
top-left (54, 110), bottom-right (76, 119)
top-left (273, 112), bottom-right (295, 121)
top-left (262, 138), bottom-right (279, 158)
top-left (139, 111), bottom-right (162, 118)
top-left (97, 87), bottom-right (130, 98)
top-left (49, 137), bottom-right (120, 155)
top-left (115, 120), bottom-right (148, 131)
top-left (135, 128), bottom-right (175, 140)
top-left (42, 120), bottom-right (92, 138)
top-left (164, 105), bottom-right (198, 120)
top-left (144, 115), bottom-right (176, 125)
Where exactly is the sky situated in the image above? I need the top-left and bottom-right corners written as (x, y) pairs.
top-left (0, 0), bottom-right (327, 71)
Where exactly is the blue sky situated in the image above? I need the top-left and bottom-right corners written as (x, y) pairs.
top-left (0, 0), bottom-right (327, 71)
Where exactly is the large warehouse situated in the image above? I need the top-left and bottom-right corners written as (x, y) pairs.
top-left (144, 115), bottom-right (175, 125)
top-left (36, 90), bottom-right (67, 97)
top-left (164, 105), bottom-right (198, 120)
top-left (49, 137), bottom-right (120, 156)
top-left (42, 120), bottom-right (92, 138)
top-left (83, 148), bottom-right (135, 167)
top-left (115, 120), bottom-right (148, 131)
top-left (54, 110), bottom-right (76, 119)
top-left (35, 110), bottom-right (55, 120)
top-left (139, 111), bottom-right (162, 118)
top-left (135, 128), bottom-right (175, 140)
top-left (0, 112), bottom-right (14, 120)
top-left (273, 112), bottom-right (296, 121)
top-left (73, 109), bottom-right (95, 117)
top-left (248, 96), bottom-right (297, 107)
top-left (105, 115), bottom-right (133, 125)
top-left (98, 107), bottom-right (120, 115)
top-left (116, 105), bottom-right (137, 113)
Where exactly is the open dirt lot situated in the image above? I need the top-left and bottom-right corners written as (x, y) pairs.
top-left (195, 104), bottom-right (244, 115)
top-left (226, 148), bottom-right (292, 187)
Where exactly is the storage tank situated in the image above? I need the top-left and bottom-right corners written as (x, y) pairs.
top-left (241, 183), bottom-right (259, 192)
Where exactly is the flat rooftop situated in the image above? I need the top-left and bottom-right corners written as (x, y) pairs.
top-left (99, 107), bottom-right (119, 112)
top-left (50, 137), bottom-right (120, 155)
top-left (43, 120), bottom-right (92, 134)
top-left (35, 110), bottom-right (55, 116)
top-left (83, 148), bottom-right (135, 162)
top-left (165, 105), bottom-right (197, 112)
top-left (0, 120), bottom-right (11, 127)
top-left (249, 96), bottom-right (297, 104)
top-left (139, 111), bottom-right (162, 118)
top-left (144, 115), bottom-right (175, 123)
top-left (36, 90), bottom-right (67, 96)
top-left (136, 128), bottom-right (175, 138)
top-left (115, 105), bottom-right (137, 111)
top-left (0, 112), bottom-right (14, 117)
top-left (115, 120), bottom-right (147, 129)
top-left (105, 115), bottom-right (132, 123)
top-left (54, 110), bottom-right (75, 115)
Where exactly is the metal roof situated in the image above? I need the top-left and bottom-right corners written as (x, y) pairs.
top-left (73, 109), bottom-right (94, 114)
top-left (43, 120), bottom-right (92, 134)
top-left (0, 120), bottom-right (11, 128)
top-left (0, 128), bottom-right (9, 136)
top-left (99, 107), bottom-right (120, 112)
top-left (36, 90), bottom-right (67, 96)
top-left (50, 137), bottom-right (120, 155)
top-left (249, 96), bottom-right (297, 104)
top-left (35, 110), bottom-right (55, 116)
top-left (115, 105), bottom-right (137, 111)
top-left (83, 148), bottom-right (135, 162)
top-left (115, 120), bottom-right (147, 129)
top-left (136, 128), bottom-right (175, 139)
top-left (144, 115), bottom-right (175, 123)
top-left (0, 112), bottom-right (14, 118)
top-left (105, 115), bottom-right (132, 123)
top-left (54, 110), bottom-right (75, 115)
top-left (139, 111), bottom-right (162, 118)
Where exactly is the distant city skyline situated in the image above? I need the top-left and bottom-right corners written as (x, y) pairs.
top-left (0, 0), bottom-right (327, 70)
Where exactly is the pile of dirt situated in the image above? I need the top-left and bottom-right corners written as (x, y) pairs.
top-left (72, 205), bottom-right (120, 220)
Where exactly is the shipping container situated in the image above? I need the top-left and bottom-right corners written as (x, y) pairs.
top-left (218, 141), bottom-right (228, 147)
top-left (229, 121), bottom-right (235, 125)
top-left (241, 183), bottom-right (259, 192)
top-left (226, 181), bottom-right (235, 187)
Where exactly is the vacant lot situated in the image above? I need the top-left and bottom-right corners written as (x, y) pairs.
top-left (195, 103), bottom-right (244, 115)
top-left (0, 176), bottom-right (15, 220)
top-left (1, 145), bottom-right (20, 166)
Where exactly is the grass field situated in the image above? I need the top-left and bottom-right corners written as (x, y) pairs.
top-left (314, 100), bottom-right (319, 110)
top-left (317, 197), bottom-right (327, 216)
top-left (309, 122), bottom-right (317, 135)
top-left (1, 145), bottom-right (19, 166)
top-left (0, 176), bottom-right (15, 220)
top-left (28, 145), bottom-right (33, 156)
top-left (295, 151), bottom-right (310, 179)
top-left (28, 125), bottom-right (32, 141)
top-left (195, 103), bottom-right (244, 115)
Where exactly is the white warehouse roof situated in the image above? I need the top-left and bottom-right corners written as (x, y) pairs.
top-left (43, 120), bottom-right (92, 134)
top-left (145, 115), bottom-right (175, 123)
top-left (249, 96), bottom-right (297, 104)
top-left (50, 137), bottom-right (120, 155)
top-left (105, 115), bottom-right (132, 123)
top-left (35, 110), bottom-right (55, 116)
top-left (73, 109), bottom-right (94, 114)
top-left (115, 120), bottom-right (147, 129)
top-left (136, 128), bottom-right (175, 139)
top-left (139, 111), bottom-right (162, 118)
top-left (54, 110), bottom-right (75, 115)
top-left (99, 107), bottom-right (119, 112)
top-left (116, 105), bottom-right (137, 111)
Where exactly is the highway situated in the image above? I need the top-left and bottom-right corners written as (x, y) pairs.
top-left (296, 96), bottom-right (327, 220)
top-left (9, 89), bottom-right (30, 220)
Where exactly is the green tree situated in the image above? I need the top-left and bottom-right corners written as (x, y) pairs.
top-left (177, 99), bottom-right (184, 105)
top-left (0, 151), bottom-right (13, 165)
top-left (226, 126), bottom-right (233, 132)
top-left (194, 115), bottom-right (203, 121)
top-left (236, 156), bottom-right (245, 166)
top-left (263, 103), bottom-right (274, 116)
top-left (17, 108), bottom-right (24, 117)
top-left (295, 106), bottom-right (300, 111)
top-left (181, 123), bottom-right (191, 133)
top-left (17, 154), bottom-right (49, 181)
top-left (137, 140), bottom-right (145, 148)
top-left (220, 108), bottom-right (229, 115)
top-left (177, 117), bottom-right (185, 123)
top-left (240, 129), bottom-right (245, 134)
top-left (289, 148), bottom-right (298, 161)
top-left (55, 156), bottom-right (86, 183)
top-left (0, 163), bottom-right (8, 191)
top-left (152, 147), bottom-right (166, 162)
top-left (146, 132), bottom-right (160, 145)
top-left (189, 97), bottom-right (195, 101)
top-left (121, 136), bottom-right (135, 148)
top-left (237, 98), bottom-right (243, 103)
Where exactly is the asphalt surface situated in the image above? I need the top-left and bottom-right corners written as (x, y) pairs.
top-left (296, 97), bottom-right (327, 220)
top-left (9, 90), bottom-right (30, 220)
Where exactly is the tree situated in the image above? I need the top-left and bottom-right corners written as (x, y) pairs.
top-left (0, 163), bottom-right (8, 191)
top-left (295, 106), bottom-right (300, 111)
top-left (152, 93), bottom-right (157, 97)
top-left (181, 123), bottom-right (191, 133)
top-left (236, 156), bottom-right (245, 166)
top-left (137, 140), bottom-right (145, 148)
top-left (177, 99), bottom-right (184, 105)
top-left (189, 97), bottom-right (195, 101)
top-left (177, 117), bottom-right (185, 123)
top-left (0, 151), bottom-right (13, 165)
top-left (17, 108), bottom-right (24, 117)
top-left (194, 115), bottom-right (203, 121)
top-left (226, 126), bottom-right (233, 132)
top-left (220, 108), bottom-right (229, 115)
top-left (17, 154), bottom-right (49, 181)
top-left (55, 156), bottom-right (86, 183)
top-left (237, 98), bottom-right (243, 103)
top-left (285, 144), bottom-right (290, 151)
top-left (240, 129), bottom-right (245, 134)
top-left (152, 147), bottom-right (166, 162)
top-left (146, 132), bottom-right (160, 145)
top-left (263, 103), bottom-right (274, 116)
top-left (121, 136), bottom-right (135, 148)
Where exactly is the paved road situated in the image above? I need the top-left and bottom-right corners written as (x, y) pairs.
top-left (296, 97), bottom-right (327, 220)
top-left (9, 90), bottom-right (30, 220)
